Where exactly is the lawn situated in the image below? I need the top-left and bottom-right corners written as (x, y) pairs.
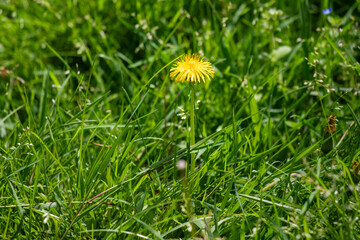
top-left (1, 0), bottom-right (360, 239)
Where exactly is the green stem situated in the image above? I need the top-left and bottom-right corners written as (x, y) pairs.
top-left (190, 84), bottom-right (196, 172)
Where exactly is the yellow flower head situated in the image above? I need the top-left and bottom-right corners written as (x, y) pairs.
top-left (170, 54), bottom-right (215, 84)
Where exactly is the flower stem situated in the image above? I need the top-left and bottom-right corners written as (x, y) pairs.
top-left (190, 84), bottom-right (196, 172)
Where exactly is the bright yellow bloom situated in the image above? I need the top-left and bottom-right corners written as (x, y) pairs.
top-left (170, 54), bottom-right (215, 84)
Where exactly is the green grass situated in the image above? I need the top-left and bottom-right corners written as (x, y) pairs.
top-left (1, 0), bottom-right (360, 239)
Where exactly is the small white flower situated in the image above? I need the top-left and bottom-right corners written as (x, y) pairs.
top-left (42, 212), bottom-right (50, 224)
top-left (176, 159), bottom-right (187, 170)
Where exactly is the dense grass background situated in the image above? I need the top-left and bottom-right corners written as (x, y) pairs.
top-left (1, 0), bottom-right (360, 239)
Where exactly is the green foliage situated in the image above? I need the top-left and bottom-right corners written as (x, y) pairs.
top-left (1, 0), bottom-right (360, 239)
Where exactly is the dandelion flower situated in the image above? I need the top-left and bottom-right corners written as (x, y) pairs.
top-left (170, 54), bottom-right (215, 84)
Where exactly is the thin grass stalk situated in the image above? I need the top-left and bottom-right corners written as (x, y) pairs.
top-left (190, 84), bottom-right (196, 173)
